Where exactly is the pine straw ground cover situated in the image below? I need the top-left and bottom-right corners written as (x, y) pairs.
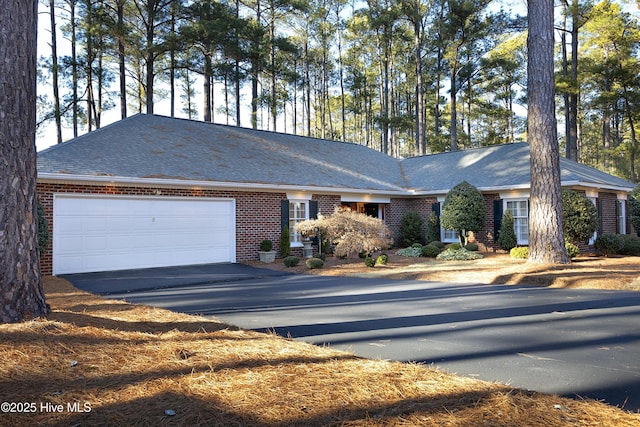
top-left (0, 277), bottom-right (639, 426)
top-left (254, 253), bottom-right (640, 292)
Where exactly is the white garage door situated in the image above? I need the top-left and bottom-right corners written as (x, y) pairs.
top-left (53, 195), bottom-right (236, 274)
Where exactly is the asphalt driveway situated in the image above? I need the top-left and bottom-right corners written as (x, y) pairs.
top-left (63, 263), bottom-right (640, 412)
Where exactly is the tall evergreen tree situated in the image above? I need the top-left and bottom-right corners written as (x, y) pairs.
top-left (527, 0), bottom-right (569, 264)
top-left (1, 0), bottom-right (50, 322)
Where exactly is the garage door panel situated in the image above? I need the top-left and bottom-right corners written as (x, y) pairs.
top-left (53, 195), bottom-right (236, 274)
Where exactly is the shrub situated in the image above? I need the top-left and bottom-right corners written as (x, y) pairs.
top-left (306, 257), bottom-right (324, 269)
top-left (364, 257), bottom-right (376, 268)
top-left (562, 189), bottom-right (598, 244)
top-left (620, 235), bottom-right (640, 256)
top-left (421, 244), bottom-right (441, 258)
top-left (37, 200), bottom-right (50, 255)
top-left (436, 247), bottom-right (484, 261)
top-left (259, 239), bottom-right (273, 252)
top-left (497, 209), bottom-right (518, 252)
top-left (411, 243), bottom-right (423, 248)
top-left (280, 225), bottom-right (291, 258)
top-left (595, 234), bottom-right (624, 256)
top-left (395, 246), bottom-right (423, 257)
top-left (429, 241), bottom-right (445, 249)
top-left (425, 211), bottom-right (441, 244)
top-left (464, 243), bottom-right (479, 251)
top-left (446, 242), bottom-right (462, 251)
top-left (295, 207), bottom-right (392, 258)
top-left (510, 247), bottom-right (529, 259)
top-left (375, 253), bottom-right (389, 265)
top-left (399, 211), bottom-right (424, 246)
top-left (565, 241), bottom-right (580, 259)
top-left (630, 184), bottom-right (640, 236)
top-left (283, 256), bottom-right (300, 267)
top-left (441, 181), bottom-right (486, 246)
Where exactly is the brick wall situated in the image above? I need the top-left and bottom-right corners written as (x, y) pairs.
top-left (37, 182), bottom-right (346, 275)
top-left (37, 180), bottom-right (629, 275)
top-left (37, 182), bottom-right (289, 275)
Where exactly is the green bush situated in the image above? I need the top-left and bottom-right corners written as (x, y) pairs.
top-left (464, 243), bottom-right (479, 251)
top-left (441, 181), bottom-right (486, 246)
top-left (446, 242), bottom-right (462, 251)
top-left (399, 211), bottom-right (424, 246)
top-left (421, 244), bottom-right (441, 258)
top-left (259, 239), bottom-right (273, 252)
top-left (630, 184), bottom-right (640, 236)
top-left (595, 234), bottom-right (624, 256)
top-left (594, 234), bottom-right (640, 256)
top-left (562, 189), bottom-right (598, 244)
top-left (565, 241), bottom-right (580, 259)
top-left (429, 241), bottom-right (445, 249)
top-left (280, 225), bottom-right (291, 258)
top-left (283, 256), bottom-right (300, 267)
top-left (436, 247), bottom-right (484, 261)
top-left (306, 257), bottom-right (324, 269)
top-left (395, 246), bottom-right (423, 257)
top-left (497, 209), bottom-right (518, 252)
top-left (620, 235), bottom-right (640, 255)
top-left (411, 242), bottom-right (423, 248)
top-left (425, 211), bottom-right (441, 244)
top-left (37, 200), bottom-right (50, 255)
top-left (364, 257), bottom-right (376, 268)
top-left (510, 247), bottom-right (529, 259)
top-left (375, 253), bottom-right (389, 265)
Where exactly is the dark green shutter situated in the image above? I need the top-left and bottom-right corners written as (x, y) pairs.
top-left (597, 198), bottom-right (603, 235)
top-left (493, 200), bottom-right (503, 241)
top-left (432, 202), bottom-right (441, 229)
top-left (309, 200), bottom-right (318, 219)
top-left (626, 200), bottom-right (631, 235)
top-left (281, 200), bottom-right (289, 232)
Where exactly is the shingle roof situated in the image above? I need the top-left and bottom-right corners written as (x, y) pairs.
top-left (37, 114), bottom-right (408, 192)
top-left (400, 143), bottom-right (634, 192)
top-left (37, 114), bottom-right (635, 194)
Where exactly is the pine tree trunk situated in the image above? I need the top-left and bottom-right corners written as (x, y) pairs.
top-left (49, 0), bottom-right (63, 144)
top-left (527, 0), bottom-right (569, 264)
top-left (0, 0), bottom-right (50, 322)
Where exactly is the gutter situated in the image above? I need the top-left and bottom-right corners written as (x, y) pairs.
top-left (36, 173), bottom-right (410, 197)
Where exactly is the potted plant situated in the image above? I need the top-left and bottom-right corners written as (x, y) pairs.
top-left (258, 239), bottom-right (276, 263)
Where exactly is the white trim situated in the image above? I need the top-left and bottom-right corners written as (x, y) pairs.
top-left (341, 194), bottom-right (391, 204)
top-left (38, 173), bottom-right (409, 197)
top-left (503, 198), bottom-right (530, 245)
top-left (37, 173), bottom-right (634, 197)
top-left (499, 190), bottom-right (530, 199)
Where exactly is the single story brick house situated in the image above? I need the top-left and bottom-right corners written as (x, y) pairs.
top-left (36, 114), bottom-right (635, 275)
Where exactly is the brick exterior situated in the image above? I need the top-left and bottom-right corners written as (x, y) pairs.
top-left (37, 181), bottom-right (629, 275)
top-left (37, 182), bottom-right (344, 275)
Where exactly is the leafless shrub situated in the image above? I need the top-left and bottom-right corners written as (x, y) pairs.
top-left (296, 207), bottom-right (392, 257)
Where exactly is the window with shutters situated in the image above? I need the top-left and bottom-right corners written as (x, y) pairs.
top-left (289, 200), bottom-right (309, 246)
top-left (505, 199), bottom-right (529, 244)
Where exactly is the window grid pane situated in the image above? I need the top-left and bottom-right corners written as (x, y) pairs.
top-left (506, 200), bottom-right (529, 243)
top-left (289, 201), bottom-right (307, 244)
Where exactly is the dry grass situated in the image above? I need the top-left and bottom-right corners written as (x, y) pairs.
top-left (257, 252), bottom-right (640, 292)
top-left (1, 275), bottom-right (639, 426)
